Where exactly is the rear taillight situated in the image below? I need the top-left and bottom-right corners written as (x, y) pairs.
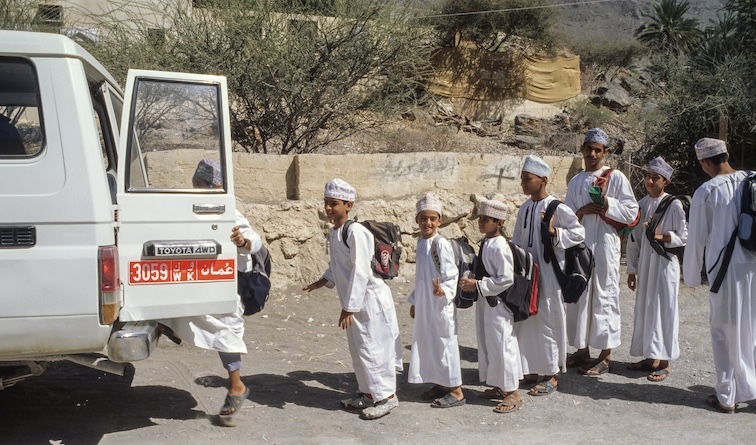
top-left (99, 246), bottom-right (121, 324)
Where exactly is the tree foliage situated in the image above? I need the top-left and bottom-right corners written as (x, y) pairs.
top-left (78, 0), bottom-right (433, 154)
top-left (569, 38), bottom-right (648, 83)
top-left (1, 0), bottom-right (50, 30)
top-left (639, 0), bottom-right (756, 189)
top-left (427, 0), bottom-right (558, 53)
top-left (634, 0), bottom-right (700, 53)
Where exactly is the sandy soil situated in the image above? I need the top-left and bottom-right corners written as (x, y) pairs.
top-left (1, 264), bottom-right (753, 445)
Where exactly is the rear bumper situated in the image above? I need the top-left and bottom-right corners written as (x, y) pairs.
top-left (107, 321), bottom-right (158, 363)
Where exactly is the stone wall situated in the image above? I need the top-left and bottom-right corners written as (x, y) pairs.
top-left (146, 151), bottom-right (584, 288)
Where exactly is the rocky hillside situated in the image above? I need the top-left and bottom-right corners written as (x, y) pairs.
top-left (558, 0), bottom-right (727, 40)
top-left (416, 0), bottom-right (727, 41)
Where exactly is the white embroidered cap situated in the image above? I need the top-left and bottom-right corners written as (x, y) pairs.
top-left (522, 154), bottom-right (551, 178)
top-left (694, 137), bottom-right (728, 160)
top-left (416, 192), bottom-right (443, 217)
top-left (324, 178), bottom-right (356, 202)
top-left (647, 156), bottom-right (673, 180)
top-left (479, 200), bottom-right (509, 221)
top-left (584, 128), bottom-right (609, 147)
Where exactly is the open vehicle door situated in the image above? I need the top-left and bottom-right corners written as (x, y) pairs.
top-left (116, 70), bottom-right (238, 321)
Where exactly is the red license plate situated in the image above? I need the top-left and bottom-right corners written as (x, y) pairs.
top-left (129, 259), bottom-right (236, 285)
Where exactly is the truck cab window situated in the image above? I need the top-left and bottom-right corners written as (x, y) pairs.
top-left (0, 58), bottom-right (44, 157)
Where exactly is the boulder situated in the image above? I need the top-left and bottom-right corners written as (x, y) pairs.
top-left (514, 114), bottom-right (546, 136)
top-left (595, 83), bottom-right (633, 112)
top-left (547, 133), bottom-right (582, 153)
top-left (620, 76), bottom-right (646, 97)
top-left (513, 135), bottom-right (542, 150)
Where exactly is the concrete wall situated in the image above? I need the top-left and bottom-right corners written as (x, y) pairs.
top-left (264, 152), bottom-right (580, 203)
top-left (147, 151), bottom-right (582, 203)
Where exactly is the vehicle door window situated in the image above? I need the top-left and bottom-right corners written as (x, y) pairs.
top-left (0, 58), bottom-right (44, 157)
top-left (124, 79), bottom-right (225, 192)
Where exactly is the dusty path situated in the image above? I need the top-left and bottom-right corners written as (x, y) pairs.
top-left (1, 265), bottom-right (753, 445)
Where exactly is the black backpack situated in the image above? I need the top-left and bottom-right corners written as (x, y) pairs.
top-left (710, 171), bottom-right (756, 293)
top-left (430, 235), bottom-right (478, 309)
top-left (644, 194), bottom-right (690, 262)
top-left (475, 239), bottom-right (539, 322)
top-left (237, 244), bottom-right (272, 316)
top-left (542, 200), bottom-right (594, 304)
top-left (342, 220), bottom-right (403, 280)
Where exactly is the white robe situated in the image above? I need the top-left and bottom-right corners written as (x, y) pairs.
top-left (565, 166), bottom-right (639, 350)
top-left (626, 194), bottom-right (687, 361)
top-left (407, 234), bottom-right (462, 387)
top-left (323, 222), bottom-right (402, 400)
top-left (683, 171), bottom-right (756, 407)
top-left (160, 210), bottom-right (262, 354)
top-left (475, 235), bottom-right (522, 392)
top-left (513, 196), bottom-right (585, 376)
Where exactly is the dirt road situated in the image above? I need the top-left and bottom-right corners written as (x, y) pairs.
top-left (1, 265), bottom-right (753, 445)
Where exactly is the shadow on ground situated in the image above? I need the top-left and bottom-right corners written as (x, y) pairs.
top-left (0, 362), bottom-right (202, 445)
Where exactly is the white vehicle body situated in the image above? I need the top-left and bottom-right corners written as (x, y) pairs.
top-left (0, 31), bottom-right (238, 387)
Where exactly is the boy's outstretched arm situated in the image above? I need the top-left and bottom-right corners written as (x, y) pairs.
top-left (303, 278), bottom-right (328, 292)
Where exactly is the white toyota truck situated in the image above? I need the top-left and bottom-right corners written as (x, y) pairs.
top-left (0, 30), bottom-right (240, 388)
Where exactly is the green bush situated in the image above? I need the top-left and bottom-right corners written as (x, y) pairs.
top-left (562, 99), bottom-right (614, 131)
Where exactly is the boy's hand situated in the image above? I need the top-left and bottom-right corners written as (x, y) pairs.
top-left (303, 279), bottom-right (326, 292)
top-left (432, 278), bottom-right (444, 297)
top-left (339, 309), bottom-right (354, 330)
top-left (410, 305), bottom-right (415, 319)
top-left (230, 226), bottom-right (246, 248)
top-left (627, 274), bottom-right (637, 291)
top-left (460, 277), bottom-right (477, 292)
top-left (576, 203), bottom-right (605, 219)
top-left (541, 210), bottom-right (557, 236)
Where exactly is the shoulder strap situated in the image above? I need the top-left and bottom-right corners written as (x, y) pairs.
top-left (595, 168), bottom-right (615, 193)
top-left (430, 234), bottom-right (443, 275)
top-left (710, 230), bottom-right (738, 293)
top-left (475, 238), bottom-right (490, 279)
top-left (647, 194), bottom-right (676, 235)
top-left (742, 171), bottom-right (755, 214)
top-left (543, 199), bottom-right (561, 224)
top-left (341, 220), bottom-right (354, 249)
top-left (711, 173), bottom-right (754, 293)
top-left (541, 200), bottom-right (562, 265)
top-left (540, 201), bottom-right (570, 287)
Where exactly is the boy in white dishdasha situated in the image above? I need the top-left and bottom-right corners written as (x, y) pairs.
top-left (513, 155), bottom-right (585, 395)
top-left (408, 193), bottom-right (465, 408)
top-left (460, 200), bottom-right (523, 413)
top-left (564, 128), bottom-right (639, 375)
top-left (303, 179), bottom-right (402, 420)
top-left (626, 157), bottom-right (687, 382)
top-left (683, 138), bottom-right (756, 413)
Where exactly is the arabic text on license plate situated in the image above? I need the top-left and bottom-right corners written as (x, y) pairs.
top-left (129, 259), bottom-right (235, 284)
